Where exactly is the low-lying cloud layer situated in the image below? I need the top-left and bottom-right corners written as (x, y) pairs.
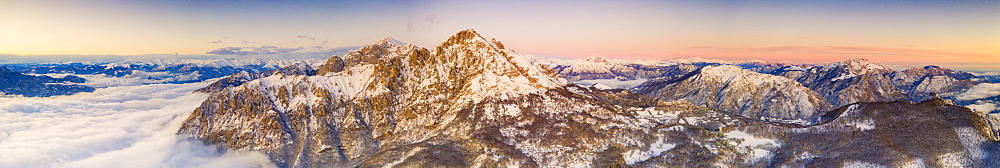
top-left (957, 83), bottom-right (1000, 114)
top-left (0, 79), bottom-right (275, 167)
top-left (42, 72), bottom-right (204, 88)
top-left (957, 83), bottom-right (1000, 101)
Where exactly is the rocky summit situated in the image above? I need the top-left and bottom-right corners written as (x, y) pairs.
top-left (787, 58), bottom-right (911, 107)
top-left (178, 29), bottom-right (999, 167)
top-left (636, 65), bottom-right (832, 125)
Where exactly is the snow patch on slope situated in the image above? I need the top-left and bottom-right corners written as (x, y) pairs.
top-left (623, 136), bottom-right (676, 165)
top-left (724, 130), bottom-right (779, 161)
top-left (842, 161), bottom-right (887, 168)
top-left (831, 73), bottom-right (857, 81)
top-left (846, 120), bottom-right (875, 131)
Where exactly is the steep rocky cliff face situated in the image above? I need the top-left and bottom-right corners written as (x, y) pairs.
top-left (791, 58), bottom-right (911, 106)
top-left (636, 65), bottom-right (832, 124)
top-left (178, 30), bottom-right (999, 167)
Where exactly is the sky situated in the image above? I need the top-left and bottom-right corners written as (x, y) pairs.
top-left (1, 0), bottom-right (998, 71)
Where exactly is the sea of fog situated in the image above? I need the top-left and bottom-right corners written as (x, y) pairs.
top-left (0, 79), bottom-right (275, 167)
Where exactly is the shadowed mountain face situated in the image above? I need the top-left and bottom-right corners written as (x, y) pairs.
top-left (179, 30), bottom-right (999, 167)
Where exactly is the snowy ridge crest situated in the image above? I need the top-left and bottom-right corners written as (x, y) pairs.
top-left (822, 58), bottom-right (893, 76)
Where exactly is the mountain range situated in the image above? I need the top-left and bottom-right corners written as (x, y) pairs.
top-left (0, 66), bottom-right (93, 97)
top-left (177, 29), bottom-right (1000, 167)
top-left (546, 56), bottom-right (997, 114)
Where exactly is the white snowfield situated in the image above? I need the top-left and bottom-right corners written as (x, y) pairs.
top-left (724, 130), bottom-right (780, 162)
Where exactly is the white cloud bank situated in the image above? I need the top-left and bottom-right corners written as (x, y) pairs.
top-left (956, 83), bottom-right (1000, 101)
top-left (42, 72), bottom-right (204, 88)
top-left (0, 79), bottom-right (275, 167)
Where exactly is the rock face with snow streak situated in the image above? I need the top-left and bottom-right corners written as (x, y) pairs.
top-left (790, 58), bottom-right (911, 106)
top-left (636, 65), bottom-right (832, 123)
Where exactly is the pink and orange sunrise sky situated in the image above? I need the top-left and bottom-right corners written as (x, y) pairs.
top-left (1, 0), bottom-right (998, 71)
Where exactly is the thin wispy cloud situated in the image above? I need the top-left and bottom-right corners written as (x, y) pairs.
top-left (408, 13), bottom-right (440, 32)
top-left (425, 14), bottom-right (439, 24)
top-left (296, 35), bottom-right (317, 41)
top-left (206, 46), bottom-right (304, 56)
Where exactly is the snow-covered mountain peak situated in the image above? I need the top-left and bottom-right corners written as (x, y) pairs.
top-left (740, 59), bottom-right (768, 64)
top-left (824, 57), bottom-right (892, 75)
top-left (701, 64), bottom-right (743, 72)
top-left (793, 58), bottom-right (911, 106)
top-left (427, 29), bottom-right (569, 98)
top-left (439, 28), bottom-right (508, 51)
top-left (903, 65), bottom-right (958, 77)
top-left (638, 64), bottom-right (832, 122)
top-left (333, 37), bottom-right (419, 68)
top-left (581, 56), bottom-right (612, 64)
top-left (670, 57), bottom-right (731, 64)
top-left (219, 29), bottom-right (571, 105)
top-left (376, 37), bottom-right (408, 46)
top-left (697, 65), bottom-right (769, 81)
top-left (846, 57), bottom-right (868, 62)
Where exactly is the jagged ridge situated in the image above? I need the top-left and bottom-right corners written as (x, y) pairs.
top-left (637, 65), bottom-right (832, 124)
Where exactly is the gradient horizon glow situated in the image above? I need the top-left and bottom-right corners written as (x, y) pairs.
top-left (1, 0), bottom-right (998, 71)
